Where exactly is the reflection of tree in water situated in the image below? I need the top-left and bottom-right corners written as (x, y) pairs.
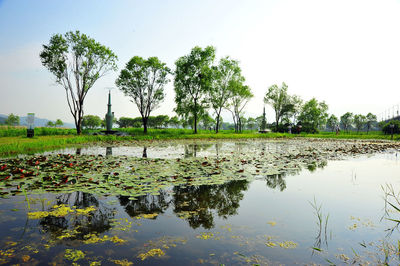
top-left (265, 174), bottom-right (287, 191)
top-left (172, 180), bottom-right (249, 229)
top-left (264, 159), bottom-right (327, 191)
top-left (118, 190), bottom-right (170, 218)
top-left (184, 144), bottom-right (213, 158)
top-left (307, 160), bottom-right (327, 173)
top-left (39, 192), bottom-right (116, 240)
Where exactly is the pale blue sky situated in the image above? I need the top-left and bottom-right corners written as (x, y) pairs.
top-left (1, 0), bottom-right (400, 123)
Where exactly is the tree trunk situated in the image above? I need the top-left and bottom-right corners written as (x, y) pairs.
top-left (194, 112), bottom-right (198, 134)
top-left (76, 116), bottom-right (82, 135)
top-left (215, 115), bottom-right (220, 133)
top-left (142, 117), bottom-right (148, 134)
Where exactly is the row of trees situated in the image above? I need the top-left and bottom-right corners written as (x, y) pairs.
top-left (263, 83), bottom-right (380, 134)
top-left (116, 46), bottom-right (253, 134)
top-left (40, 30), bottom-right (382, 135)
top-left (40, 31), bottom-right (253, 134)
top-left (1, 113), bottom-right (64, 127)
top-left (326, 112), bottom-right (377, 134)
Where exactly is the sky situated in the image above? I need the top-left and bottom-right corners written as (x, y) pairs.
top-left (1, 0), bottom-right (400, 124)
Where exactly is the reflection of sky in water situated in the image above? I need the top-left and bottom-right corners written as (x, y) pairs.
top-left (42, 139), bottom-right (316, 159)
top-left (1, 152), bottom-right (400, 264)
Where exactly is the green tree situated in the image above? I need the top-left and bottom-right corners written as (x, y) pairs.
top-left (365, 113), bottom-right (377, 134)
top-left (169, 116), bottom-right (181, 128)
top-left (116, 56), bottom-right (170, 134)
top-left (153, 115), bottom-right (169, 128)
top-left (46, 121), bottom-right (55, 127)
top-left (227, 80), bottom-right (253, 132)
top-left (297, 98), bottom-right (328, 133)
top-left (117, 117), bottom-right (135, 128)
top-left (264, 82), bottom-right (294, 132)
top-left (40, 31), bottom-right (117, 135)
top-left (55, 119), bottom-right (63, 127)
top-left (209, 57), bottom-right (242, 133)
top-left (5, 113), bottom-right (19, 126)
top-left (326, 114), bottom-right (339, 132)
top-left (353, 114), bottom-right (366, 133)
top-left (174, 46), bottom-right (215, 134)
top-left (288, 95), bottom-right (303, 124)
top-left (82, 115), bottom-right (102, 129)
top-left (340, 112), bottom-right (354, 133)
top-left (246, 117), bottom-right (257, 130)
top-left (200, 113), bottom-right (215, 130)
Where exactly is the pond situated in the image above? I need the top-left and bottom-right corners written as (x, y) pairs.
top-left (0, 139), bottom-right (400, 265)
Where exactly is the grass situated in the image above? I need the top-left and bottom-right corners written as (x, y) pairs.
top-left (0, 127), bottom-right (398, 157)
top-left (0, 126), bottom-right (76, 137)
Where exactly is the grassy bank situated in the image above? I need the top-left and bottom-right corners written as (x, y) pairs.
top-left (0, 128), bottom-right (398, 157)
top-left (0, 126), bottom-right (76, 137)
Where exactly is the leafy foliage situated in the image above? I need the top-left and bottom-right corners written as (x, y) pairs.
top-left (82, 115), bottom-right (102, 129)
top-left (209, 57), bottom-right (243, 133)
top-left (353, 114), bottom-right (367, 133)
top-left (264, 82), bottom-right (295, 132)
top-left (382, 120), bottom-right (400, 134)
top-left (227, 80), bottom-right (253, 132)
top-left (5, 114), bottom-right (19, 126)
top-left (326, 114), bottom-right (339, 132)
top-left (116, 56), bottom-right (170, 134)
top-left (297, 98), bottom-right (328, 133)
top-left (340, 112), bottom-right (354, 132)
top-left (40, 30), bottom-right (117, 134)
top-left (174, 46), bottom-right (216, 133)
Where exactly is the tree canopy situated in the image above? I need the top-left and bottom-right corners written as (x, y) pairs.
top-left (5, 114), bottom-right (19, 126)
top-left (209, 57), bottom-right (243, 133)
top-left (82, 115), bottom-right (102, 129)
top-left (174, 46), bottom-right (216, 134)
top-left (116, 56), bottom-right (170, 134)
top-left (298, 98), bottom-right (328, 133)
top-left (40, 30), bottom-right (117, 134)
top-left (340, 112), bottom-right (354, 132)
top-left (264, 82), bottom-right (294, 132)
top-left (227, 80), bottom-right (253, 132)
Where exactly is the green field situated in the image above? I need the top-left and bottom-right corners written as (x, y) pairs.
top-left (0, 126), bottom-right (398, 157)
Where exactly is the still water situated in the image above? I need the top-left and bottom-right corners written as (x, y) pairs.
top-left (1, 140), bottom-right (400, 265)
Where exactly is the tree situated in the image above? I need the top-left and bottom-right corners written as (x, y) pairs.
top-left (264, 82), bottom-right (294, 132)
top-left (326, 114), bottom-right (339, 132)
top-left (5, 113), bottom-right (19, 126)
top-left (116, 56), bottom-right (170, 134)
top-left (153, 115), bottom-right (169, 128)
top-left (246, 117), bottom-right (257, 130)
top-left (340, 112), bottom-right (354, 133)
top-left (174, 46), bottom-right (215, 134)
top-left (353, 114), bottom-right (366, 133)
top-left (199, 113), bottom-right (215, 130)
top-left (288, 95), bottom-right (303, 124)
top-left (117, 117), bottom-right (135, 128)
top-left (40, 31), bottom-right (117, 134)
top-left (297, 98), bottom-right (328, 133)
top-left (227, 80), bottom-right (253, 133)
top-left (55, 119), bottom-right (63, 127)
top-left (365, 113), bottom-right (377, 134)
top-left (46, 121), bottom-right (55, 127)
top-left (82, 115), bottom-right (102, 129)
top-left (169, 116), bottom-right (181, 128)
top-left (209, 57), bottom-right (242, 133)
